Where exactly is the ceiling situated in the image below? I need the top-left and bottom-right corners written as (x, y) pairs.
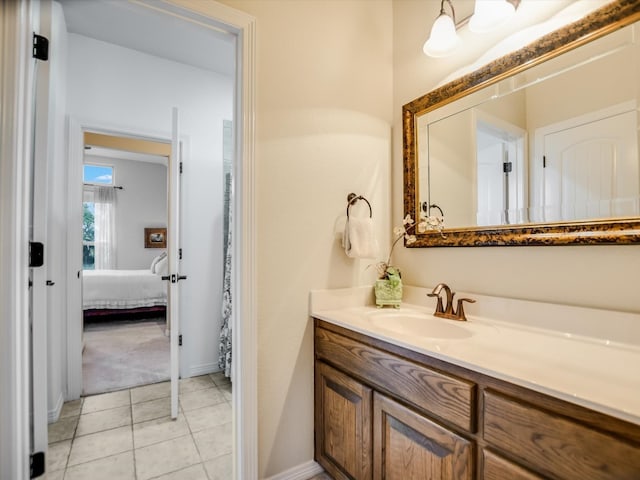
top-left (58, 0), bottom-right (235, 76)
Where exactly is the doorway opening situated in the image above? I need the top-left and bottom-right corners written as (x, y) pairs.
top-left (80, 132), bottom-right (171, 396)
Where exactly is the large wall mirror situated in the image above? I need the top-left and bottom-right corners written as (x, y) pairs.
top-left (404, 0), bottom-right (640, 246)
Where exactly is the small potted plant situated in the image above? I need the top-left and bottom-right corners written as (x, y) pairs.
top-left (374, 214), bottom-right (444, 308)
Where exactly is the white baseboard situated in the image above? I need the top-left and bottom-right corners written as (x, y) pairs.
top-left (188, 362), bottom-right (218, 377)
top-left (48, 392), bottom-right (64, 424)
top-left (263, 460), bottom-right (324, 480)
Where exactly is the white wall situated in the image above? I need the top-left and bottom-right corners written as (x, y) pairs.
top-left (66, 33), bottom-right (233, 378)
top-left (84, 155), bottom-right (168, 270)
top-left (393, 0), bottom-right (640, 313)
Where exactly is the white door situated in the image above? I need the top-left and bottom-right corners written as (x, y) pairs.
top-left (476, 120), bottom-right (527, 226)
top-left (543, 110), bottom-right (639, 222)
top-left (32, 0), bottom-right (53, 465)
top-left (476, 131), bottom-right (506, 226)
top-left (169, 107), bottom-right (183, 419)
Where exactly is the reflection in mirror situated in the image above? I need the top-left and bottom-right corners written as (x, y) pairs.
top-left (405, 0), bottom-right (640, 246)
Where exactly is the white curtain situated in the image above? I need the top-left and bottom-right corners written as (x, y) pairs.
top-left (94, 186), bottom-right (116, 269)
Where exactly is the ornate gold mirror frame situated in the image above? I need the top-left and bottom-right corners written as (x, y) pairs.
top-left (403, 0), bottom-right (640, 247)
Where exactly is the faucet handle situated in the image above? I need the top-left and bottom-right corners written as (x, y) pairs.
top-left (455, 298), bottom-right (476, 321)
top-left (427, 293), bottom-right (444, 314)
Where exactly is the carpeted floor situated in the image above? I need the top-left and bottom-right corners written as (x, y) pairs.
top-left (82, 317), bottom-right (170, 396)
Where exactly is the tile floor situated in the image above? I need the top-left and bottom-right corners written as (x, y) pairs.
top-left (45, 372), bottom-right (232, 480)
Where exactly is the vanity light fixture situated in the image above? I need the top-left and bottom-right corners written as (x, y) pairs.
top-left (423, 0), bottom-right (520, 58)
top-left (423, 0), bottom-right (460, 58)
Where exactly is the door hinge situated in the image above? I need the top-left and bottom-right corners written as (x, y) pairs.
top-left (179, 248), bottom-right (182, 260)
top-left (179, 162), bottom-right (183, 174)
top-left (543, 155), bottom-right (547, 168)
top-left (32, 34), bottom-right (49, 61)
top-left (29, 242), bottom-right (44, 267)
top-left (503, 161), bottom-right (513, 174)
top-left (178, 334), bottom-right (183, 346)
top-left (30, 451), bottom-right (45, 478)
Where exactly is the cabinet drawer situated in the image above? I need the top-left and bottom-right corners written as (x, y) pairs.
top-left (316, 327), bottom-right (475, 431)
top-left (483, 390), bottom-right (640, 480)
top-left (482, 450), bottom-right (543, 480)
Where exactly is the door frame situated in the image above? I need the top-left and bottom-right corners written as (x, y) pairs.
top-left (1, 0), bottom-right (257, 478)
top-left (66, 120), bottom-right (183, 401)
top-left (0, 1), bottom-right (38, 479)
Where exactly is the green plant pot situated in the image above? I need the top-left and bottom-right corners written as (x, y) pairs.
top-left (374, 278), bottom-right (403, 308)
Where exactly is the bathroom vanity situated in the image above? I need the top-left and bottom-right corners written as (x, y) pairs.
top-left (311, 287), bottom-right (640, 480)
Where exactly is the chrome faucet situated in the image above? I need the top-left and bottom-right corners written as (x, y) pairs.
top-left (427, 283), bottom-right (475, 321)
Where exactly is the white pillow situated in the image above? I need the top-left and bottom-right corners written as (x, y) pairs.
top-left (150, 252), bottom-right (167, 273)
top-left (155, 255), bottom-right (169, 276)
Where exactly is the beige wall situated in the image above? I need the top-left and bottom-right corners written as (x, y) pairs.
top-left (393, 0), bottom-right (640, 314)
top-left (173, 0), bottom-right (393, 477)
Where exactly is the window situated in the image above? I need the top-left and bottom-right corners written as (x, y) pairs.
top-left (83, 164), bottom-right (114, 185)
top-left (82, 164), bottom-right (114, 269)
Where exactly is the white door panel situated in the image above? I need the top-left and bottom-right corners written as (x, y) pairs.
top-left (544, 110), bottom-right (639, 222)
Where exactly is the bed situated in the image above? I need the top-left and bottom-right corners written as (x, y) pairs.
top-left (83, 269), bottom-right (168, 319)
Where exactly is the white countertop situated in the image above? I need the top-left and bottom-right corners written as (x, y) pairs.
top-left (310, 286), bottom-right (640, 425)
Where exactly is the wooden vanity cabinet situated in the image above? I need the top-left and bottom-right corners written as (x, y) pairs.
top-left (314, 319), bottom-right (640, 480)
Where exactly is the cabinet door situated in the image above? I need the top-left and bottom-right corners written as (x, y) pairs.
top-left (315, 362), bottom-right (372, 480)
top-left (373, 392), bottom-right (472, 480)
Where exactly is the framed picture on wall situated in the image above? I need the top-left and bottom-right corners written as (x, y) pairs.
top-left (144, 227), bottom-right (167, 248)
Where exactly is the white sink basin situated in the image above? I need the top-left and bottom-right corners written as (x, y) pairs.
top-left (367, 311), bottom-right (473, 340)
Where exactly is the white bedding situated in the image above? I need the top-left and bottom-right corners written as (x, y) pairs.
top-left (83, 269), bottom-right (167, 310)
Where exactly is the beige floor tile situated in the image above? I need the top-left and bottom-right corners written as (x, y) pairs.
top-left (208, 372), bottom-right (230, 387)
top-left (204, 453), bottom-right (232, 480)
top-left (153, 463), bottom-right (209, 480)
top-left (82, 389), bottom-right (130, 414)
top-left (133, 396), bottom-right (172, 424)
top-left (192, 422), bottom-right (232, 462)
top-left (130, 381), bottom-right (171, 404)
top-left (179, 375), bottom-right (214, 393)
top-left (184, 402), bottom-right (232, 433)
top-left (179, 387), bottom-right (225, 412)
top-left (59, 399), bottom-right (83, 419)
top-left (133, 413), bottom-right (190, 448)
top-left (134, 434), bottom-right (201, 480)
top-left (46, 439), bottom-right (71, 472)
top-left (42, 469), bottom-right (65, 480)
top-left (64, 450), bottom-right (135, 480)
top-left (222, 389), bottom-right (232, 403)
top-left (48, 416), bottom-right (78, 443)
top-left (76, 404), bottom-right (131, 437)
top-left (67, 425), bottom-right (133, 466)
top-left (218, 382), bottom-right (232, 394)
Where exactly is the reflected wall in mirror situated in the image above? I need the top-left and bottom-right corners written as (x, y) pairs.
top-left (404, 0), bottom-right (640, 246)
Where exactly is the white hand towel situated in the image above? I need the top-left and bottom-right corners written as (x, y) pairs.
top-left (343, 217), bottom-right (379, 259)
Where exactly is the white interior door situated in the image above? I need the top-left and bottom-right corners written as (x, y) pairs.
top-left (32, 0), bottom-right (53, 464)
top-left (543, 110), bottom-right (639, 222)
top-left (169, 107), bottom-right (182, 419)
